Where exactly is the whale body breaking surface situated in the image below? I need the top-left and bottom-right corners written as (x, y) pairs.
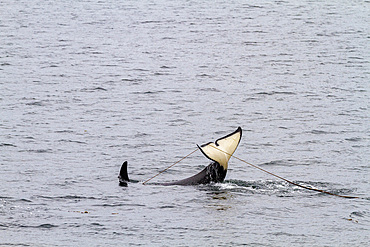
top-left (118, 127), bottom-right (242, 186)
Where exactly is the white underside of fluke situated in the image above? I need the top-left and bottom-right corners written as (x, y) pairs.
top-left (197, 127), bottom-right (242, 170)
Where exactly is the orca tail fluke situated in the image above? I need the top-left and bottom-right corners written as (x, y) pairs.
top-left (197, 126), bottom-right (242, 170)
top-left (118, 161), bottom-right (130, 187)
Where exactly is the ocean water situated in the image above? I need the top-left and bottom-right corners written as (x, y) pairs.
top-left (0, 0), bottom-right (369, 246)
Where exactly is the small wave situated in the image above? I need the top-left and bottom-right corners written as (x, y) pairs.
top-left (196, 73), bottom-right (213, 77)
top-left (11, 223), bottom-right (59, 229)
top-left (255, 91), bottom-right (296, 96)
top-left (271, 232), bottom-right (303, 237)
top-left (199, 88), bottom-right (221, 92)
top-left (159, 205), bottom-right (176, 209)
top-left (0, 223), bottom-right (9, 230)
top-left (345, 137), bottom-right (362, 142)
top-left (0, 143), bottom-right (16, 147)
top-left (58, 139), bottom-right (87, 144)
top-left (121, 78), bottom-right (141, 82)
top-left (80, 87), bottom-right (107, 92)
top-left (309, 130), bottom-right (338, 135)
top-left (243, 41), bottom-right (260, 46)
top-left (95, 203), bottom-right (145, 207)
top-left (243, 96), bottom-right (260, 101)
top-left (18, 198), bottom-right (32, 203)
top-left (160, 65), bottom-right (176, 69)
top-left (54, 130), bottom-right (75, 133)
top-left (0, 242), bottom-right (30, 246)
top-left (19, 149), bottom-right (53, 153)
top-left (140, 20), bottom-right (162, 24)
top-left (130, 67), bottom-right (150, 72)
top-left (350, 211), bottom-right (367, 218)
top-left (133, 132), bottom-right (151, 138)
top-left (259, 159), bottom-right (296, 166)
top-left (37, 195), bottom-right (99, 201)
top-left (153, 72), bottom-right (172, 76)
top-left (131, 90), bottom-right (165, 95)
top-left (0, 196), bottom-right (13, 199)
top-left (36, 224), bottom-right (58, 229)
top-left (25, 101), bottom-right (46, 106)
top-left (90, 223), bottom-right (105, 227)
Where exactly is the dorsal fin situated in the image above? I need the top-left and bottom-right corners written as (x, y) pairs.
top-left (119, 161), bottom-right (130, 182)
top-left (197, 127), bottom-right (242, 170)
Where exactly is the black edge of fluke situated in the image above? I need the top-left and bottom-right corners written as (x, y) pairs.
top-left (118, 161), bottom-right (130, 187)
top-left (215, 126), bottom-right (242, 146)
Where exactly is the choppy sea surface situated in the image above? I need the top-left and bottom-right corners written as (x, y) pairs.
top-left (1, 0), bottom-right (369, 246)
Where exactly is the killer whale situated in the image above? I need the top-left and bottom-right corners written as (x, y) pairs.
top-left (118, 127), bottom-right (242, 186)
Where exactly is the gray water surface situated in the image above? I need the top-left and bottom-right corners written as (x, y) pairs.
top-left (1, 0), bottom-right (369, 246)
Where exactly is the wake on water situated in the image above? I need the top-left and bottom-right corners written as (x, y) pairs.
top-left (204, 179), bottom-right (358, 198)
